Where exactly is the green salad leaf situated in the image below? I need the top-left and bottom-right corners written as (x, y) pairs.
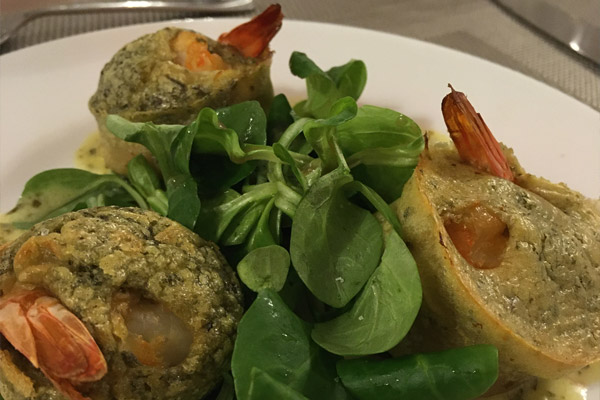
top-left (220, 201), bottom-right (265, 246)
top-left (267, 94), bottom-right (295, 143)
top-left (244, 198), bottom-right (279, 251)
top-left (232, 290), bottom-right (351, 400)
top-left (7, 168), bottom-right (146, 228)
top-left (192, 101), bottom-right (268, 195)
top-left (106, 115), bottom-right (200, 229)
top-left (337, 105), bottom-right (425, 202)
top-left (311, 230), bottom-right (421, 355)
top-left (246, 368), bottom-right (309, 400)
top-left (336, 345), bottom-right (499, 400)
top-left (195, 185), bottom-right (278, 243)
top-left (290, 52), bottom-right (366, 119)
top-left (290, 168), bottom-right (383, 308)
top-left (302, 97), bottom-right (358, 173)
top-left (214, 373), bottom-right (235, 400)
top-left (238, 245), bottom-right (290, 292)
top-left (126, 155), bottom-right (168, 215)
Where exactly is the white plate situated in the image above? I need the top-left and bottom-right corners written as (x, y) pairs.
top-left (0, 18), bottom-right (599, 397)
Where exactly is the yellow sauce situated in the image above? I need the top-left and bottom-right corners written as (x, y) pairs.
top-left (74, 132), bottom-right (110, 174)
top-left (523, 378), bottom-right (587, 400)
top-left (487, 363), bottom-right (600, 400)
top-left (0, 202), bottom-right (42, 245)
top-left (0, 217), bottom-right (24, 245)
top-left (573, 362), bottom-right (600, 386)
top-left (1, 133), bottom-right (110, 245)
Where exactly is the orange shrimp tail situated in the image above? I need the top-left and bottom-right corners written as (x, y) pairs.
top-left (218, 4), bottom-right (283, 58)
top-left (442, 85), bottom-right (514, 181)
top-left (28, 296), bottom-right (108, 382)
top-left (0, 300), bottom-right (39, 367)
top-left (45, 375), bottom-right (93, 400)
top-left (0, 290), bottom-right (107, 400)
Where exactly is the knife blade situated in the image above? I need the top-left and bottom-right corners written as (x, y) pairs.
top-left (0, 0), bottom-right (255, 47)
top-left (494, 0), bottom-right (600, 65)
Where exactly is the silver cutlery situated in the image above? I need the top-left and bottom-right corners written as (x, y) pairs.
top-left (0, 0), bottom-right (254, 46)
top-left (494, 0), bottom-right (600, 65)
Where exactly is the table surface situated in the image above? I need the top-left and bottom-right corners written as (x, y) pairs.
top-left (1, 0), bottom-right (599, 112)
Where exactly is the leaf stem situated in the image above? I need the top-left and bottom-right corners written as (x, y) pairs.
top-left (110, 175), bottom-right (149, 210)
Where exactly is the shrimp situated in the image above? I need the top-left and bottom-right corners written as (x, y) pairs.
top-left (443, 203), bottom-right (509, 270)
top-left (441, 86), bottom-right (511, 269)
top-left (90, 5), bottom-right (282, 174)
top-left (172, 4), bottom-right (283, 71)
top-left (172, 31), bottom-right (229, 71)
top-left (0, 289), bottom-right (107, 400)
top-left (111, 292), bottom-right (194, 368)
top-left (0, 208), bottom-right (243, 399)
top-left (441, 85), bottom-right (514, 181)
top-left (219, 3), bottom-right (283, 58)
top-left (392, 86), bottom-right (600, 387)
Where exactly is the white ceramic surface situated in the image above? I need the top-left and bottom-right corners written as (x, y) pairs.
top-left (0, 18), bottom-right (599, 397)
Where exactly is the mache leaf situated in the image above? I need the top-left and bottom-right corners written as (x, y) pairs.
top-left (247, 368), bottom-right (309, 400)
top-left (302, 97), bottom-right (358, 173)
top-left (107, 115), bottom-right (200, 229)
top-left (335, 105), bottom-right (424, 202)
top-left (290, 168), bottom-right (383, 308)
top-left (312, 230), bottom-right (421, 355)
top-left (290, 52), bottom-right (366, 119)
top-left (336, 345), bottom-right (499, 400)
top-left (7, 168), bottom-right (146, 228)
top-left (126, 155), bottom-right (168, 215)
top-left (237, 245), bottom-right (290, 292)
top-left (267, 94), bottom-right (295, 144)
top-left (232, 290), bottom-right (351, 400)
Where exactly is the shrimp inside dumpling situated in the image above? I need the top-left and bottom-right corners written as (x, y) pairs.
top-left (388, 89), bottom-right (600, 394)
top-left (88, 5), bottom-right (283, 174)
top-left (0, 207), bottom-right (243, 400)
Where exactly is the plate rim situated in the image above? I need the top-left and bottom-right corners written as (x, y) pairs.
top-left (2, 17), bottom-right (598, 114)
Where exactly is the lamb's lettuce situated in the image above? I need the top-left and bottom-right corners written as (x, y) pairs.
top-left (232, 290), bottom-right (351, 400)
top-left (7, 169), bottom-right (146, 228)
top-left (312, 230), bottom-right (421, 355)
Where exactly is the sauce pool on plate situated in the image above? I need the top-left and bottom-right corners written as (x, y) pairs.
top-left (74, 132), bottom-right (110, 174)
top-left (487, 362), bottom-right (600, 400)
top-left (0, 132), bottom-right (109, 245)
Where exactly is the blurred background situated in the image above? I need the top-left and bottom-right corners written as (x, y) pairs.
top-left (1, 0), bottom-right (599, 111)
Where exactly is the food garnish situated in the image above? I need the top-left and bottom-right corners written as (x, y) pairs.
top-left (441, 84), bottom-right (513, 181)
top-left (218, 4), bottom-right (283, 58)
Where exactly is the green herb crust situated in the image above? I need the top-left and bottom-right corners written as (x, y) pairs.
top-left (0, 207), bottom-right (243, 400)
top-left (88, 27), bottom-right (274, 174)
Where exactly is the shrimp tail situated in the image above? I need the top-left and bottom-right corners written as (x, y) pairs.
top-left (218, 4), bottom-right (283, 58)
top-left (0, 290), bottom-right (107, 400)
top-left (442, 85), bottom-right (514, 181)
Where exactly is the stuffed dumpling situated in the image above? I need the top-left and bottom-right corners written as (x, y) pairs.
top-left (0, 207), bottom-right (243, 400)
top-left (389, 88), bottom-right (600, 393)
top-left (88, 5), bottom-right (282, 174)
